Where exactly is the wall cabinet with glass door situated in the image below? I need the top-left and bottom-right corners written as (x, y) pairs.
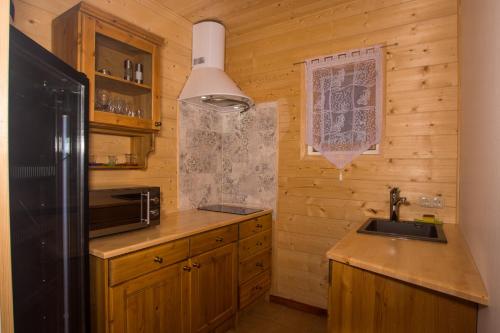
top-left (52, 2), bottom-right (164, 169)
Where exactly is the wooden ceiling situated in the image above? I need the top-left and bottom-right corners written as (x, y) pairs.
top-left (157, 0), bottom-right (343, 35)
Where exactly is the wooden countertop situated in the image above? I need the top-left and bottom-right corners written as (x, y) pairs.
top-left (89, 208), bottom-right (272, 259)
top-left (327, 223), bottom-right (489, 305)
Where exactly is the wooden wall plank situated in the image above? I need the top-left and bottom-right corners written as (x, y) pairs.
top-left (227, 16), bottom-right (458, 77)
top-left (278, 179), bottom-right (457, 207)
top-left (387, 86), bottom-right (458, 114)
top-left (279, 158), bottom-right (457, 183)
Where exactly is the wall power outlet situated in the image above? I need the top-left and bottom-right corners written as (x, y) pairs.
top-left (419, 196), bottom-right (444, 208)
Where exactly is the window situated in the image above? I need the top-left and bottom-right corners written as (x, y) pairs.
top-left (304, 46), bottom-right (383, 168)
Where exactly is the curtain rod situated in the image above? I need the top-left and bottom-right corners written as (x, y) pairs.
top-left (292, 42), bottom-right (399, 66)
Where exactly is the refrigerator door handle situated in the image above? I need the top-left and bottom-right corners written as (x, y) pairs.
top-left (61, 113), bottom-right (71, 333)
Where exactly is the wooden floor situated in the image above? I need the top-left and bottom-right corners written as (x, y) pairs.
top-left (230, 299), bottom-right (327, 333)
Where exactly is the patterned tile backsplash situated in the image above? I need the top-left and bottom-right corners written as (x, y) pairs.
top-left (179, 102), bottom-right (277, 213)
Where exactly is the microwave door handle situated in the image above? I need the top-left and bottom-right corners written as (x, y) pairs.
top-left (141, 192), bottom-right (150, 225)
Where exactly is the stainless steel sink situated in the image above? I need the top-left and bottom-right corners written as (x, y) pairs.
top-left (357, 218), bottom-right (447, 243)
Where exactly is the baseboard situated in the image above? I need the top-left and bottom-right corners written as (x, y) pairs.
top-left (269, 295), bottom-right (327, 317)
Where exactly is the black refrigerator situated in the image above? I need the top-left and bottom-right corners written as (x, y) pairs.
top-left (8, 26), bottom-right (89, 333)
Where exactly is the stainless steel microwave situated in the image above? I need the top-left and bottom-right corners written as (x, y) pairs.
top-left (89, 186), bottom-right (160, 238)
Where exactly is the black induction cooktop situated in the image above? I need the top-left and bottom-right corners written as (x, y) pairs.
top-left (198, 204), bottom-right (263, 215)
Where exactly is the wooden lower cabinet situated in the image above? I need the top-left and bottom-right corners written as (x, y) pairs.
top-left (239, 270), bottom-right (271, 310)
top-left (107, 244), bottom-right (238, 333)
top-left (237, 217), bottom-right (272, 310)
top-left (90, 214), bottom-right (272, 333)
top-left (189, 243), bottom-right (238, 333)
top-left (109, 260), bottom-right (189, 333)
top-left (328, 261), bottom-right (478, 333)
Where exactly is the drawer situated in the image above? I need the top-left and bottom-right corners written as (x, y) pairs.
top-left (239, 214), bottom-right (272, 239)
top-left (239, 249), bottom-right (271, 284)
top-left (109, 238), bottom-right (189, 286)
top-left (190, 224), bottom-right (238, 256)
top-left (239, 270), bottom-right (271, 310)
top-left (239, 229), bottom-right (272, 260)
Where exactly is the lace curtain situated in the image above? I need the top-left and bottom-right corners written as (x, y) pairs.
top-left (306, 46), bottom-right (383, 174)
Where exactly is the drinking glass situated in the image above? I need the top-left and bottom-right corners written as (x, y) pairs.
top-left (107, 155), bottom-right (118, 166)
top-left (115, 98), bottom-right (126, 115)
top-left (126, 102), bottom-right (135, 117)
top-left (95, 89), bottom-right (110, 111)
top-left (136, 107), bottom-right (144, 119)
top-left (108, 98), bottom-right (116, 113)
top-left (125, 154), bottom-right (137, 165)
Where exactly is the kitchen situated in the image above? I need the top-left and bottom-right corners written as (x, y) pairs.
top-left (0, 0), bottom-right (499, 332)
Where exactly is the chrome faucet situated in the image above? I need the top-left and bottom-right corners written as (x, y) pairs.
top-left (390, 187), bottom-right (407, 222)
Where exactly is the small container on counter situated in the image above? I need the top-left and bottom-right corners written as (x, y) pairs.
top-left (124, 59), bottom-right (133, 81)
top-left (135, 63), bottom-right (144, 84)
top-left (97, 68), bottom-right (112, 75)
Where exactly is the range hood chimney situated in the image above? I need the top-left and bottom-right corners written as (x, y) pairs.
top-left (179, 21), bottom-right (253, 112)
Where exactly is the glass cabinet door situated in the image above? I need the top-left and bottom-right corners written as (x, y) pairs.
top-left (90, 19), bottom-right (160, 132)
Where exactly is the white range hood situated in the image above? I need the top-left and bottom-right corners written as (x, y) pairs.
top-left (179, 21), bottom-right (253, 112)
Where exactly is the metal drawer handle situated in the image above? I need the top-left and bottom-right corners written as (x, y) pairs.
top-left (255, 261), bottom-right (264, 268)
top-left (256, 241), bottom-right (263, 246)
top-left (256, 223), bottom-right (263, 228)
top-left (154, 256), bottom-right (163, 264)
top-left (253, 285), bottom-right (262, 291)
top-left (192, 262), bottom-right (201, 268)
top-left (215, 236), bottom-right (224, 242)
top-left (183, 265), bottom-right (192, 272)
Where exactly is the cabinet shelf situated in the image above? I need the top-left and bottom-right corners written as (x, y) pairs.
top-left (95, 72), bottom-right (151, 95)
top-left (92, 110), bottom-right (153, 131)
top-left (89, 164), bottom-right (142, 170)
top-left (89, 126), bottom-right (155, 170)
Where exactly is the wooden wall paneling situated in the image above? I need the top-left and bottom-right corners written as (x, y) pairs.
top-left (225, 0), bottom-right (459, 309)
top-left (160, 0), bottom-right (341, 34)
top-left (226, 0), bottom-right (455, 47)
top-left (278, 178), bottom-right (457, 205)
top-left (0, 1), bottom-right (13, 332)
top-left (13, 0), bottom-right (192, 214)
top-left (383, 135), bottom-right (458, 159)
top-left (279, 158), bottom-right (457, 183)
top-left (226, 7), bottom-right (457, 73)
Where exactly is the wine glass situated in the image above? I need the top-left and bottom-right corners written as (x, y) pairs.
top-left (136, 107), bottom-right (144, 119)
top-left (108, 97), bottom-right (116, 113)
top-left (115, 98), bottom-right (126, 115)
top-left (126, 102), bottom-right (135, 117)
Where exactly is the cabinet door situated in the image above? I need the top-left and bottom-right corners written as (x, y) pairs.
top-left (80, 13), bottom-right (97, 121)
top-left (190, 243), bottom-right (237, 333)
top-left (109, 261), bottom-right (189, 333)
